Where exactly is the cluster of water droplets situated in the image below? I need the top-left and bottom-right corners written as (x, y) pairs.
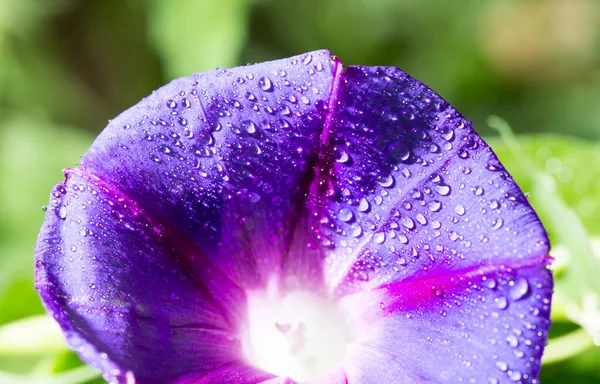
top-left (363, 265), bottom-right (550, 384)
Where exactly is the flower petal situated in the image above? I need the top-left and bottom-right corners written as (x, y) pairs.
top-left (35, 172), bottom-right (246, 383)
top-left (341, 265), bottom-right (552, 383)
top-left (35, 51), bottom-right (340, 383)
top-left (78, 51), bottom-right (337, 290)
top-left (172, 361), bottom-right (275, 384)
top-left (310, 65), bottom-right (549, 293)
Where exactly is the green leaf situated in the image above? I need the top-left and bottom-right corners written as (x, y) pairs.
top-left (147, 0), bottom-right (251, 78)
top-left (488, 133), bottom-right (600, 235)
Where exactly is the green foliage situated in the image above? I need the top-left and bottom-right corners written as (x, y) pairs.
top-left (148, 0), bottom-right (251, 77)
top-left (1, 0), bottom-right (599, 382)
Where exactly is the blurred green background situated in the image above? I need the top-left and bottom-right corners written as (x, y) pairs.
top-left (1, 0), bottom-right (599, 383)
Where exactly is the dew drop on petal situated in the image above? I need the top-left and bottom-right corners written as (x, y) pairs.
top-left (57, 206), bottom-right (67, 220)
top-left (389, 141), bottom-right (410, 162)
top-left (258, 77), bottom-right (274, 92)
top-left (506, 334), bottom-right (519, 348)
top-left (401, 217), bottom-right (415, 230)
top-left (334, 148), bottom-right (350, 163)
top-left (496, 361), bottom-right (508, 372)
top-left (350, 223), bottom-right (363, 238)
top-left (376, 174), bottom-right (394, 188)
top-left (509, 371), bottom-right (522, 381)
top-left (454, 205), bottom-right (466, 216)
top-left (495, 296), bottom-right (508, 310)
top-left (373, 232), bottom-right (386, 244)
top-left (435, 185), bottom-right (451, 196)
top-left (429, 201), bottom-right (442, 212)
top-left (492, 218), bottom-right (504, 230)
top-left (242, 120), bottom-right (257, 134)
top-left (357, 197), bottom-right (370, 212)
top-left (337, 207), bottom-right (354, 222)
top-left (508, 278), bottom-right (529, 301)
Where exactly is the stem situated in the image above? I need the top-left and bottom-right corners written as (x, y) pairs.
top-left (542, 328), bottom-right (595, 365)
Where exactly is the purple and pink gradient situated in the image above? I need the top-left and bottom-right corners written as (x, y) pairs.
top-left (35, 50), bottom-right (552, 384)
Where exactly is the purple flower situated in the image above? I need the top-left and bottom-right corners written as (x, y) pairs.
top-left (35, 50), bottom-right (552, 384)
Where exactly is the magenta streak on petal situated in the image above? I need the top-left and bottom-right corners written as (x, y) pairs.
top-left (172, 361), bottom-right (276, 384)
top-left (377, 254), bottom-right (552, 313)
top-left (278, 56), bottom-right (345, 292)
top-left (62, 166), bottom-right (246, 331)
top-left (320, 56), bottom-right (345, 147)
top-left (329, 137), bottom-right (549, 295)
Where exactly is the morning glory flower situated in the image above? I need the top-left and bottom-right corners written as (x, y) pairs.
top-left (35, 50), bottom-right (552, 384)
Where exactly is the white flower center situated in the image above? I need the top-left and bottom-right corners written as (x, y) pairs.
top-left (243, 289), bottom-right (350, 381)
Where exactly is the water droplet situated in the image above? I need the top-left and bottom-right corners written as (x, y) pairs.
top-left (415, 213), bottom-right (427, 225)
top-left (258, 77), bottom-right (273, 92)
top-left (337, 207), bottom-right (354, 222)
top-left (373, 232), bottom-right (386, 244)
top-left (495, 296), bottom-right (508, 310)
top-left (57, 206), bottom-right (67, 220)
top-left (429, 201), bottom-right (442, 212)
top-left (454, 205), bottom-right (466, 216)
top-left (334, 148), bottom-right (350, 163)
top-left (241, 120), bottom-right (257, 134)
top-left (376, 174), bottom-right (394, 188)
top-left (166, 100), bottom-right (177, 109)
top-left (441, 127), bottom-right (455, 141)
top-left (429, 173), bottom-right (442, 183)
top-left (509, 371), bottom-right (522, 381)
top-left (401, 217), bottom-right (415, 230)
top-left (486, 160), bottom-right (504, 172)
top-left (389, 141), bottom-right (410, 162)
top-left (435, 185), bottom-right (451, 196)
top-left (350, 223), bottom-right (363, 238)
top-left (492, 218), bottom-right (504, 230)
top-left (358, 197), bottom-right (370, 212)
top-left (496, 361), bottom-right (508, 372)
top-left (433, 286), bottom-right (445, 298)
top-left (506, 334), bottom-right (519, 347)
top-left (474, 186), bottom-right (484, 196)
top-left (248, 192), bottom-right (261, 203)
top-left (508, 277), bottom-right (529, 301)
